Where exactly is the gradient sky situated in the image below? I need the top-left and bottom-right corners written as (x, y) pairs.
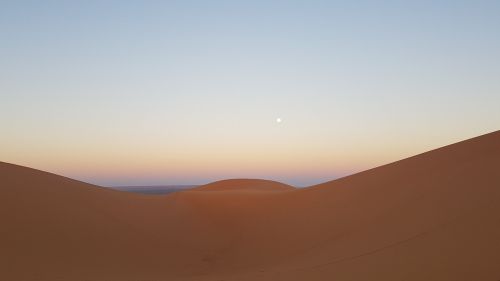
top-left (1, 1), bottom-right (499, 187)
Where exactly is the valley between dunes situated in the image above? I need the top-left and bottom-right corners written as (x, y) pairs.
top-left (1, 131), bottom-right (499, 281)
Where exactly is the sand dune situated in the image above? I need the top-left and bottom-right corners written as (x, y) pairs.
top-left (1, 130), bottom-right (499, 281)
top-left (194, 179), bottom-right (295, 191)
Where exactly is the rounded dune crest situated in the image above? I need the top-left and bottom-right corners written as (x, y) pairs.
top-left (193, 178), bottom-right (295, 191)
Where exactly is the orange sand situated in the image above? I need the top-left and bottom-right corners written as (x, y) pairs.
top-left (1, 131), bottom-right (499, 281)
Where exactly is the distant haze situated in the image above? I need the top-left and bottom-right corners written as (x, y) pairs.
top-left (111, 185), bottom-right (198, 195)
top-left (1, 1), bottom-right (499, 186)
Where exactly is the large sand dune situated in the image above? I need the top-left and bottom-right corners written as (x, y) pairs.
top-left (1, 131), bottom-right (499, 281)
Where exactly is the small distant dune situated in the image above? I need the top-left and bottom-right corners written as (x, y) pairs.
top-left (1, 130), bottom-right (499, 281)
top-left (194, 178), bottom-right (295, 191)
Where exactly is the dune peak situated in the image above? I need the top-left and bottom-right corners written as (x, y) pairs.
top-left (193, 178), bottom-right (295, 191)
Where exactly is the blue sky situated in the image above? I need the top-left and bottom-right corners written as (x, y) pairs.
top-left (1, 1), bottom-right (499, 186)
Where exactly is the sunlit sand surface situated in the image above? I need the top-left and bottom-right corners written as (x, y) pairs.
top-left (1, 131), bottom-right (499, 281)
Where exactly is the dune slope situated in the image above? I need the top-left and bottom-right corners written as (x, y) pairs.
top-left (194, 178), bottom-right (295, 191)
top-left (0, 130), bottom-right (499, 281)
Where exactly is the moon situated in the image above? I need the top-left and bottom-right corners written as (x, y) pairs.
top-left (276, 118), bottom-right (282, 123)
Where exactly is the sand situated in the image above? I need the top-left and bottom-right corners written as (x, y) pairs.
top-left (1, 130), bottom-right (499, 281)
top-left (193, 179), bottom-right (295, 191)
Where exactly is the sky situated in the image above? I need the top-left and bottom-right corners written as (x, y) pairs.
top-left (1, 1), bottom-right (499, 187)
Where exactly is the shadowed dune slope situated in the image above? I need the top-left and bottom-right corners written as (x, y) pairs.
top-left (1, 130), bottom-right (499, 281)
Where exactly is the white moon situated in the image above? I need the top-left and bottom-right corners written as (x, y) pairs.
top-left (276, 118), bottom-right (282, 123)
